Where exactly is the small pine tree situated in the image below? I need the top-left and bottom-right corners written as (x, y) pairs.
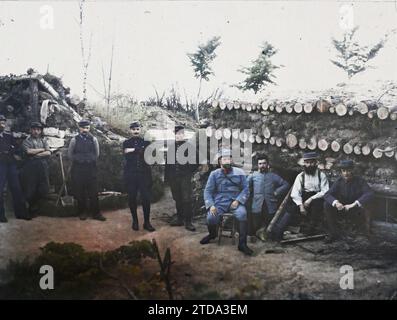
top-left (235, 42), bottom-right (279, 94)
top-left (187, 36), bottom-right (221, 122)
top-left (330, 26), bottom-right (386, 79)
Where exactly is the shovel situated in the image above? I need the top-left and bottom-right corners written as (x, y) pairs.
top-left (56, 152), bottom-right (75, 207)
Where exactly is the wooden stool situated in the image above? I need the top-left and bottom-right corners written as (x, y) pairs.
top-left (218, 213), bottom-right (237, 245)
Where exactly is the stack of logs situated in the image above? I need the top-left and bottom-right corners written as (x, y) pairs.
top-left (208, 97), bottom-right (397, 195)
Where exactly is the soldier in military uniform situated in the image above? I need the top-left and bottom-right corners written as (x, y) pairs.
top-left (68, 120), bottom-right (106, 221)
top-left (20, 122), bottom-right (51, 216)
top-left (200, 149), bottom-right (253, 256)
top-left (165, 125), bottom-right (198, 231)
top-left (123, 121), bottom-right (155, 232)
top-left (0, 115), bottom-right (29, 223)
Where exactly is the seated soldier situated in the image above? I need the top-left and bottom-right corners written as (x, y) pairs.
top-left (324, 159), bottom-right (374, 243)
top-left (199, 149), bottom-right (253, 256)
top-left (247, 154), bottom-right (289, 240)
top-left (271, 152), bottom-right (329, 240)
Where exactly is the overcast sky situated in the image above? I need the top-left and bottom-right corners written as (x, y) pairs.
top-left (0, 1), bottom-right (396, 103)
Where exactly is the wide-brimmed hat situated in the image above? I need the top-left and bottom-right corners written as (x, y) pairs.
top-left (302, 152), bottom-right (319, 161)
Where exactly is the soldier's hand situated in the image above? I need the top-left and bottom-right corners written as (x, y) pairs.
top-left (125, 148), bottom-right (135, 153)
top-left (303, 198), bottom-right (312, 209)
top-left (299, 205), bottom-right (307, 216)
top-left (344, 203), bottom-right (356, 211)
top-left (335, 201), bottom-right (345, 211)
top-left (210, 206), bottom-right (217, 216)
top-left (230, 200), bottom-right (239, 210)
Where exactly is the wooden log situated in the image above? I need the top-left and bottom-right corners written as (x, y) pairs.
top-left (232, 129), bottom-right (240, 140)
top-left (316, 99), bottom-right (331, 113)
top-left (269, 136), bottom-right (276, 145)
top-left (285, 103), bottom-right (294, 114)
top-left (280, 234), bottom-right (326, 245)
top-left (390, 112), bottom-right (397, 121)
top-left (317, 138), bottom-right (329, 151)
top-left (286, 133), bottom-right (298, 148)
top-left (205, 126), bottom-right (213, 137)
top-left (335, 103), bottom-right (348, 116)
top-left (298, 138), bottom-right (307, 150)
top-left (385, 148), bottom-right (395, 158)
top-left (368, 110), bottom-right (376, 119)
top-left (248, 134), bottom-right (255, 144)
top-left (275, 137), bottom-right (284, 147)
top-left (307, 136), bottom-right (317, 150)
top-left (269, 104), bottom-right (275, 112)
top-left (263, 138), bottom-right (268, 145)
top-left (234, 102), bottom-right (241, 110)
top-left (373, 148), bottom-right (383, 159)
top-left (239, 131), bottom-right (248, 143)
top-left (275, 103), bottom-right (284, 113)
top-left (376, 106), bottom-right (389, 120)
top-left (331, 139), bottom-right (345, 152)
top-left (211, 100), bottom-right (219, 108)
top-left (293, 102), bottom-right (303, 113)
top-left (303, 102), bottom-right (314, 114)
top-left (219, 101), bottom-right (226, 110)
top-left (348, 109), bottom-right (354, 116)
top-left (361, 145), bottom-right (370, 156)
top-left (241, 103), bottom-right (246, 111)
top-left (246, 104), bottom-right (253, 112)
top-left (226, 101), bottom-right (234, 111)
top-left (353, 143), bottom-right (362, 155)
top-left (262, 126), bottom-right (271, 139)
top-left (214, 128), bottom-right (223, 140)
top-left (354, 102), bottom-right (368, 115)
top-left (255, 135), bottom-right (262, 144)
top-left (329, 106), bottom-right (335, 114)
top-left (343, 140), bottom-right (356, 155)
top-left (261, 101), bottom-right (269, 111)
top-left (222, 128), bottom-right (231, 139)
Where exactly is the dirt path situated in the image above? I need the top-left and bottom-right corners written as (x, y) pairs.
top-left (1, 189), bottom-right (396, 299)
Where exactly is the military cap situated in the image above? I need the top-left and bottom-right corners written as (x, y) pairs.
top-left (338, 159), bottom-right (354, 169)
top-left (129, 121), bottom-right (141, 129)
top-left (78, 119), bottom-right (91, 127)
top-left (30, 121), bottom-right (43, 129)
top-left (0, 115), bottom-right (6, 121)
top-left (174, 125), bottom-right (185, 133)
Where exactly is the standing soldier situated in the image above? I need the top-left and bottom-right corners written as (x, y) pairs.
top-left (123, 121), bottom-right (155, 232)
top-left (68, 119), bottom-right (106, 221)
top-left (20, 122), bottom-right (51, 216)
top-left (0, 115), bottom-right (29, 222)
top-left (247, 154), bottom-right (289, 238)
top-left (200, 149), bottom-right (253, 256)
top-left (165, 125), bottom-right (197, 231)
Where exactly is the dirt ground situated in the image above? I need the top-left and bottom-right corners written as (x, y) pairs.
top-left (0, 188), bottom-right (396, 300)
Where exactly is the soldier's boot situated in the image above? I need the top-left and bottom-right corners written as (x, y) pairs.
top-left (238, 221), bottom-right (254, 256)
top-left (199, 224), bottom-right (217, 244)
top-left (170, 201), bottom-right (184, 226)
top-left (252, 214), bottom-right (263, 236)
top-left (143, 211), bottom-right (155, 232)
top-left (184, 202), bottom-right (196, 232)
top-left (0, 214), bottom-right (7, 223)
top-left (131, 210), bottom-right (139, 231)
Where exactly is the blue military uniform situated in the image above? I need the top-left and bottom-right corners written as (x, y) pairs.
top-left (204, 167), bottom-right (249, 225)
top-left (0, 129), bottom-right (29, 222)
top-left (247, 171), bottom-right (289, 235)
top-left (123, 121), bottom-right (154, 231)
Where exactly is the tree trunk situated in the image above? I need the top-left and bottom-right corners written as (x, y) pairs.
top-left (195, 77), bottom-right (202, 122)
top-left (261, 101), bottom-right (269, 111)
top-left (211, 100), bottom-right (219, 108)
top-left (219, 101), bottom-right (226, 110)
top-left (361, 143), bottom-right (373, 156)
top-left (331, 138), bottom-right (346, 152)
top-left (307, 136), bottom-right (317, 150)
top-left (29, 79), bottom-right (39, 121)
top-left (316, 99), bottom-right (331, 113)
top-left (303, 102), bottom-right (314, 113)
top-left (298, 138), bottom-right (307, 150)
top-left (285, 103), bottom-right (294, 114)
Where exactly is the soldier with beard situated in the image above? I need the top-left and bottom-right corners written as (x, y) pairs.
top-left (247, 154), bottom-right (289, 239)
top-left (272, 152), bottom-right (329, 240)
top-left (289, 152), bottom-right (329, 234)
